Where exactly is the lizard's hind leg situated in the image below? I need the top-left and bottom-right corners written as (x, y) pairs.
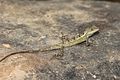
top-left (50, 32), bottom-right (67, 60)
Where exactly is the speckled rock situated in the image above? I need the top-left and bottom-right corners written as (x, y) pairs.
top-left (0, 0), bottom-right (120, 80)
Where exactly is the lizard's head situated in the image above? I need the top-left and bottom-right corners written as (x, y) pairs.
top-left (84, 25), bottom-right (99, 37)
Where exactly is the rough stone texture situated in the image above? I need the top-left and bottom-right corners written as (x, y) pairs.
top-left (0, 0), bottom-right (120, 80)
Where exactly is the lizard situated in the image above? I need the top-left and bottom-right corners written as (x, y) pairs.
top-left (0, 25), bottom-right (99, 62)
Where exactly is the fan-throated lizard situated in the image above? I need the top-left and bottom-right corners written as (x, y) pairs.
top-left (0, 25), bottom-right (99, 62)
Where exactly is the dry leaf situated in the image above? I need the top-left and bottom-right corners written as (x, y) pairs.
top-left (2, 43), bottom-right (11, 48)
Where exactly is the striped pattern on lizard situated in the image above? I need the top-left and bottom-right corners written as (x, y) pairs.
top-left (0, 25), bottom-right (99, 62)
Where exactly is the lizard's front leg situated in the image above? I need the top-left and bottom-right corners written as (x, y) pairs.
top-left (86, 38), bottom-right (90, 46)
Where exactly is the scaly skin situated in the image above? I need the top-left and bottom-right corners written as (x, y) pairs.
top-left (46, 25), bottom-right (99, 49)
top-left (0, 26), bottom-right (99, 62)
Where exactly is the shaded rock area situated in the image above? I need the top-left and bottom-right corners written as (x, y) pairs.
top-left (0, 0), bottom-right (120, 80)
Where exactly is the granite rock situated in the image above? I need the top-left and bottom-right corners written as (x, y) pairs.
top-left (0, 0), bottom-right (120, 80)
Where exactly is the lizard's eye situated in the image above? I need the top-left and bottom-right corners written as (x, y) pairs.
top-left (91, 28), bottom-right (93, 31)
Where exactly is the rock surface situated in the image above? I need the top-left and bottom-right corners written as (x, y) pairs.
top-left (0, 0), bottom-right (120, 80)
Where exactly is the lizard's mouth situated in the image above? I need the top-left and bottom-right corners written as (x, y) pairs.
top-left (93, 28), bottom-right (99, 33)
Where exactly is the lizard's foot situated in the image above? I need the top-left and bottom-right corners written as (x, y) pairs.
top-left (50, 51), bottom-right (64, 60)
top-left (86, 38), bottom-right (97, 46)
top-left (85, 38), bottom-right (91, 46)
